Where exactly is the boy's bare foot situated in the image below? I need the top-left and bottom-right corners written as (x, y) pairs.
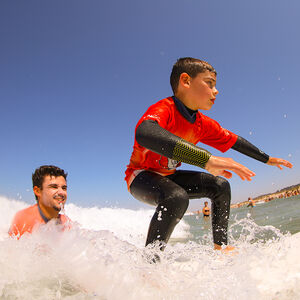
top-left (214, 244), bottom-right (238, 255)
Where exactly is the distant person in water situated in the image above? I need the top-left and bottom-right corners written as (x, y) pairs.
top-left (125, 57), bottom-right (293, 255)
top-left (202, 201), bottom-right (210, 217)
top-left (9, 165), bottom-right (71, 239)
top-left (247, 197), bottom-right (255, 207)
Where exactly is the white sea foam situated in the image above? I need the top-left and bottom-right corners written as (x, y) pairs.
top-left (0, 196), bottom-right (190, 244)
top-left (1, 196), bottom-right (300, 299)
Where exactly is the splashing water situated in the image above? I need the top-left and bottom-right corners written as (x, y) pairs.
top-left (59, 202), bottom-right (65, 216)
top-left (1, 196), bottom-right (300, 299)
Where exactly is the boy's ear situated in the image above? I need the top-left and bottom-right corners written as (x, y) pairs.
top-left (179, 73), bottom-right (191, 89)
top-left (33, 186), bottom-right (41, 199)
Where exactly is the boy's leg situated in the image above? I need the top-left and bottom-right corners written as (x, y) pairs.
top-left (130, 171), bottom-right (189, 249)
top-left (168, 170), bottom-right (231, 246)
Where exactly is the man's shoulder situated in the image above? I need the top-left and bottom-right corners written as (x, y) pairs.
top-left (13, 204), bottom-right (39, 222)
top-left (15, 204), bottom-right (38, 215)
top-left (9, 204), bottom-right (40, 237)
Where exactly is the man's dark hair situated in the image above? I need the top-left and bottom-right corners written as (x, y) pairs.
top-left (32, 165), bottom-right (67, 200)
top-left (170, 57), bottom-right (217, 94)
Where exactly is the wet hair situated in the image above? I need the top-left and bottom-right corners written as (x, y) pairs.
top-left (32, 165), bottom-right (67, 200)
top-left (170, 57), bottom-right (217, 94)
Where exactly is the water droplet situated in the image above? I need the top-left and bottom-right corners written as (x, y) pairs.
top-left (157, 210), bottom-right (162, 221)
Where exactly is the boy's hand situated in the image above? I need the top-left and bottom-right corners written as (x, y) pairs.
top-left (205, 156), bottom-right (256, 181)
top-left (267, 157), bottom-right (293, 170)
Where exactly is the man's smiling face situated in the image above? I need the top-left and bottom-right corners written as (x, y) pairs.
top-left (35, 175), bottom-right (67, 214)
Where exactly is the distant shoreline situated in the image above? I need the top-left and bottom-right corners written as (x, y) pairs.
top-left (231, 183), bottom-right (300, 208)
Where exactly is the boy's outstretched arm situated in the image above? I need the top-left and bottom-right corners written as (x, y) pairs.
top-left (266, 157), bottom-right (293, 169)
top-left (232, 136), bottom-right (293, 169)
top-left (136, 120), bottom-right (255, 181)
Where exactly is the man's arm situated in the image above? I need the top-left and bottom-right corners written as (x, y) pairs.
top-left (136, 120), bottom-right (255, 180)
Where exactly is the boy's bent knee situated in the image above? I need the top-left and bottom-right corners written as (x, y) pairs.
top-left (160, 189), bottom-right (189, 219)
top-left (215, 177), bottom-right (231, 196)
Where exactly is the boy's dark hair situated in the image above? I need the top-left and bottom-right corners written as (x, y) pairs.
top-left (32, 165), bottom-right (67, 200)
top-left (170, 57), bottom-right (217, 94)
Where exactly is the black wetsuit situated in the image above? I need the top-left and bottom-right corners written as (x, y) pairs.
top-left (130, 98), bottom-right (269, 249)
top-left (131, 170), bottom-right (231, 247)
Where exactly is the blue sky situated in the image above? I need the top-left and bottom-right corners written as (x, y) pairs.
top-left (0, 0), bottom-right (299, 210)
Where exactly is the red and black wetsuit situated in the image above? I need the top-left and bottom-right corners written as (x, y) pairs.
top-left (125, 96), bottom-right (269, 250)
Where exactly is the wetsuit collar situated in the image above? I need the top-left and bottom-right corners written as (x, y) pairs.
top-left (37, 203), bottom-right (50, 223)
top-left (172, 96), bottom-right (198, 123)
top-left (37, 203), bottom-right (61, 224)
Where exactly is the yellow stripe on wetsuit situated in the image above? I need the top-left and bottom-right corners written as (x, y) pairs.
top-left (173, 139), bottom-right (211, 169)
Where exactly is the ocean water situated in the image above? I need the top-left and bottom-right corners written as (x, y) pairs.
top-left (1, 195), bottom-right (300, 300)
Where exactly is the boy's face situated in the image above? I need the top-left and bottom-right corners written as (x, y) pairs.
top-left (180, 70), bottom-right (218, 110)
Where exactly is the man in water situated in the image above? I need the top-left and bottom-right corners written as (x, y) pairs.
top-left (9, 165), bottom-right (70, 239)
top-left (202, 201), bottom-right (210, 217)
top-left (125, 57), bottom-right (292, 254)
top-left (247, 197), bottom-right (255, 207)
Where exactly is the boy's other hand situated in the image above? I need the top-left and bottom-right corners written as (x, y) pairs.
top-left (205, 156), bottom-right (256, 181)
top-left (267, 157), bottom-right (293, 170)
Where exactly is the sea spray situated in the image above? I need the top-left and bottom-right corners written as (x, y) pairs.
top-left (2, 195), bottom-right (300, 299)
top-left (3, 224), bottom-right (298, 299)
top-left (65, 202), bottom-right (191, 247)
top-left (59, 201), bottom-right (65, 216)
top-left (0, 197), bottom-right (191, 245)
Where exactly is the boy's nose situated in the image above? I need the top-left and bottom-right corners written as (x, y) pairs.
top-left (213, 87), bottom-right (219, 95)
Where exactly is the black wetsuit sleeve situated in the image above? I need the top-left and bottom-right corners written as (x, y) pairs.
top-left (232, 136), bottom-right (269, 163)
top-left (136, 119), bottom-right (211, 169)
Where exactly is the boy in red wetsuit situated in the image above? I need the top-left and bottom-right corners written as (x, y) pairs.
top-left (9, 165), bottom-right (71, 239)
top-left (125, 57), bottom-right (292, 253)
